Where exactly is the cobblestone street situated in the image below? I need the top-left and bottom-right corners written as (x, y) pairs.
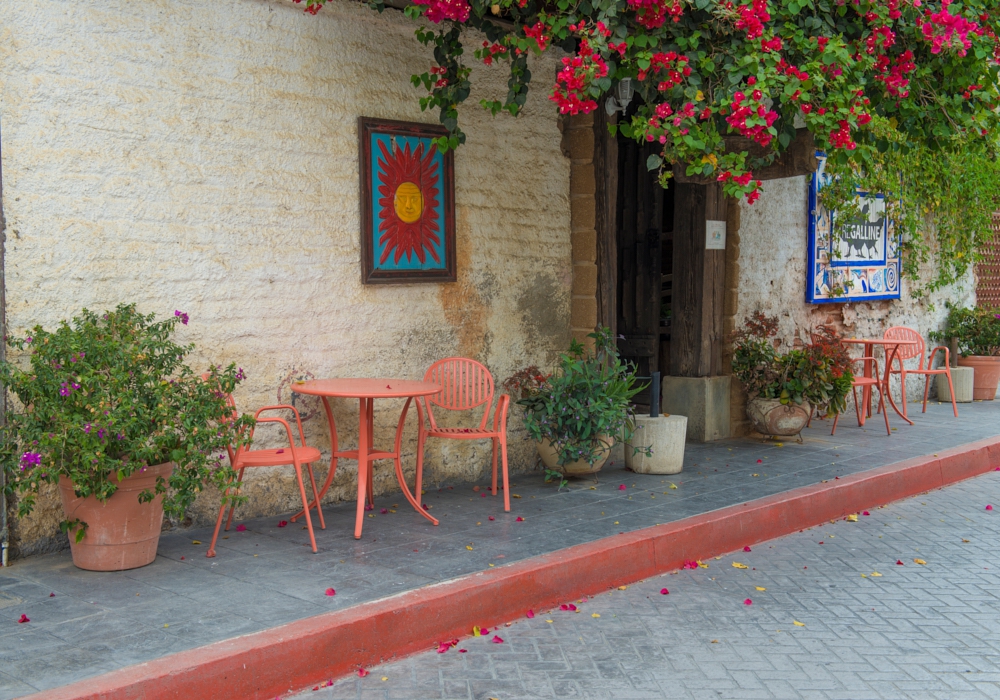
top-left (301, 470), bottom-right (1000, 700)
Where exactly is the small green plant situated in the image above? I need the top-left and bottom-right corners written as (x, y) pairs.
top-left (930, 305), bottom-right (1000, 357)
top-left (730, 312), bottom-right (853, 417)
top-left (514, 328), bottom-right (646, 469)
top-left (0, 304), bottom-right (254, 532)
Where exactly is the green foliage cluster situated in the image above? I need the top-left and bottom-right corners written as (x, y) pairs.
top-left (0, 305), bottom-right (253, 535)
top-left (930, 304), bottom-right (1000, 356)
top-left (514, 328), bottom-right (645, 467)
top-left (730, 312), bottom-right (853, 415)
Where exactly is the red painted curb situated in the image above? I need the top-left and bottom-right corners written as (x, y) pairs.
top-left (23, 436), bottom-right (1000, 700)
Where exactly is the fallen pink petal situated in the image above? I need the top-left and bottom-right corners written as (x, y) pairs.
top-left (277, 520), bottom-right (288, 528)
top-left (380, 508), bottom-right (388, 514)
top-left (488, 516), bottom-right (495, 521)
top-left (236, 524), bottom-right (247, 532)
top-left (660, 588), bottom-right (669, 595)
top-left (897, 560), bottom-right (904, 565)
top-left (516, 516), bottom-right (524, 522)
top-left (987, 505), bottom-right (994, 511)
top-left (436, 642), bottom-right (450, 654)
top-left (743, 599), bottom-right (752, 605)
top-left (357, 668), bottom-right (369, 678)
top-left (325, 588), bottom-right (336, 596)
top-left (17, 614), bottom-right (29, 623)
top-left (618, 484), bottom-right (626, 490)
top-left (743, 546), bottom-right (751, 552)
top-left (491, 635), bottom-right (504, 643)
top-left (681, 560), bottom-right (698, 570)
top-left (49, 593), bottom-right (55, 597)
top-left (526, 610), bottom-right (535, 618)
top-left (756, 459), bottom-right (762, 463)
top-left (458, 648), bottom-right (467, 653)
top-left (863, 511), bottom-right (870, 516)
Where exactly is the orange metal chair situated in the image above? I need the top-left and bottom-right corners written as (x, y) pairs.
top-left (884, 326), bottom-right (958, 418)
top-left (416, 358), bottom-right (511, 511)
top-left (832, 357), bottom-right (891, 437)
top-left (206, 387), bottom-right (325, 557)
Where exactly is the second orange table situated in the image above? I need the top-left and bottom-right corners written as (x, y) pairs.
top-left (291, 378), bottom-right (441, 539)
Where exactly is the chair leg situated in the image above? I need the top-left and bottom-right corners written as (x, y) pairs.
top-left (500, 435), bottom-right (510, 512)
top-left (945, 368), bottom-right (959, 417)
top-left (900, 370), bottom-right (908, 419)
top-left (293, 463), bottom-right (318, 553)
top-left (205, 488), bottom-right (229, 559)
top-left (415, 429), bottom-right (427, 506)
top-left (878, 386), bottom-right (891, 436)
top-left (852, 386), bottom-right (863, 427)
top-left (491, 438), bottom-right (499, 496)
top-left (922, 375), bottom-right (932, 413)
top-left (305, 463), bottom-right (326, 530)
top-left (224, 468), bottom-right (246, 532)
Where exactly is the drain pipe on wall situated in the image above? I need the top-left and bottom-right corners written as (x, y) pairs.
top-left (0, 120), bottom-right (8, 567)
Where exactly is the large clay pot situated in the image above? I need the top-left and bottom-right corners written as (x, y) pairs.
top-left (746, 398), bottom-right (811, 440)
top-left (957, 355), bottom-right (1000, 400)
top-left (537, 436), bottom-right (614, 476)
top-left (58, 462), bottom-right (173, 571)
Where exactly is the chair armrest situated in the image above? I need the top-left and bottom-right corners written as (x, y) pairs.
top-left (254, 405), bottom-right (306, 445)
top-left (927, 346), bottom-right (950, 369)
top-left (493, 394), bottom-right (511, 433)
top-left (254, 416), bottom-right (300, 460)
top-left (850, 356), bottom-right (880, 377)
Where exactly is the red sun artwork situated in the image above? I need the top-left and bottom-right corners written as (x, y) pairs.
top-left (376, 139), bottom-right (442, 265)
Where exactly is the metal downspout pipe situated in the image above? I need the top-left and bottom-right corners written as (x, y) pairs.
top-left (0, 120), bottom-right (8, 567)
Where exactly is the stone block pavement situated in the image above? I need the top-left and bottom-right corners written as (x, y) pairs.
top-left (297, 469), bottom-right (1000, 700)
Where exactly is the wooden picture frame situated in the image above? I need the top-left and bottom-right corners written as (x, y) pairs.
top-left (359, 117), bottom-right (456, 284)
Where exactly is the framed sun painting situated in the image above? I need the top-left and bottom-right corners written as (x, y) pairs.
top-left (359, 117), bottom-right (456, 284)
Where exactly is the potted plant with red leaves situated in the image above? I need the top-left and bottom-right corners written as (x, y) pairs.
top-left (931, 305), bottom-right (1000, 400)
top-left (731, 312), bottom-right (852, 442)
top-left (0, 304), bottom-right (253, 571)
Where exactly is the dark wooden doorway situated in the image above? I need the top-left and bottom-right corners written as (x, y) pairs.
top-left (615, 126), bottom-right (675, 406)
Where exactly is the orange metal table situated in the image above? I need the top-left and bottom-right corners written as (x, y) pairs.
top-left (290, 379), bottom-right (441, 539)
top-left (841, 338), bottom-right (918, 427)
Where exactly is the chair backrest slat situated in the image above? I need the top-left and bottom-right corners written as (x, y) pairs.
top-left (424, 357), bottom-right (495, 430)
top-left (884, 326), bottom-right (925, 364)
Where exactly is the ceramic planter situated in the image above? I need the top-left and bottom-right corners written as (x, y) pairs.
top-left (956, 355), bottom-right (1000, 400)
top-left (537, 436), bottom-right (614, 475)
top-left (626, 414), bottom-right (687, 475)
top-left (58, 462), bottom-right (174, 571)
top-left (746, 398), bottom-right (811, 442)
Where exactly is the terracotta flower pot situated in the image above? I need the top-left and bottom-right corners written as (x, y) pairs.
top-left (746, 398), bottom-right (811, 441)
top-left (537, 436), bottom-right (614, 476)
top-left (58, 462), bottom-right (174, 571)
top-left (956, 355), bottom-right (1000, 400)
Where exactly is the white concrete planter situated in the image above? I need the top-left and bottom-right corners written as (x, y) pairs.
top-left (625, 414), bottom-right (687, 475)
top-left (936, 366), bottom-right (974, 403)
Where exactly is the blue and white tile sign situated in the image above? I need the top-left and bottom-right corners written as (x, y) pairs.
top-left (807, 152), bottom-right (900, 303)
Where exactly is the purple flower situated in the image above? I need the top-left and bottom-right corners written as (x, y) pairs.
top-left (20, 452), bottom-right (41, 471)
top-left (59, 387), bottom-right (70, 397)
top-left (25, 336), bottom-right (32, 343)
top-left (235, 367), bottom-right (246, 381)
top-left (174, 310), bottom-right (189, 325)
top-left (97, 429), bottom-right (106, 440)
top-left (116, 433), bottom-right (124, 440)
top-left (83, 424), bottom-right (91, 434)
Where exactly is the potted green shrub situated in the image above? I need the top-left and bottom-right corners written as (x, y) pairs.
top-left (931, 305), bottom-right (1000, 400)
top-left (731, 312), bottom-right (853, 441)
top-left (0, 304), bottom-right (253, 571)
top-left (506, 328), bottom-right (645, 477)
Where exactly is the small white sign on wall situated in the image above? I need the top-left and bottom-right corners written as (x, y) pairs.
top-left (705, 220), bottom-right (727, 250)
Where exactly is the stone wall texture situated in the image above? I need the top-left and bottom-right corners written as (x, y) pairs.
top-left (729, 175), bottom-right (975, 434)
top-left (0, 0), bottom-right (572, 555)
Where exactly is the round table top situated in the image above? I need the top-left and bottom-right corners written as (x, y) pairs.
top-left (290, 378), bottom-right (442, 399)
top-left (841, 338), bottom-right (918, 346)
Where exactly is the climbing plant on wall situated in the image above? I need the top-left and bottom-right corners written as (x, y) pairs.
top-left (295, 0), bottom-right (1000, 291)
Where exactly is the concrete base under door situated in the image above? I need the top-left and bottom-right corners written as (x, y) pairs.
top-left (661, 375), bottom-right (731, 442)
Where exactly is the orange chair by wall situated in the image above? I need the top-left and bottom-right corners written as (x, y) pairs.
top-left (417, 358), bottom-right (511, 511)
top-left (883, 326), bottom-right (958, 418)
top-left (832, 357), bottom-right (891, 437)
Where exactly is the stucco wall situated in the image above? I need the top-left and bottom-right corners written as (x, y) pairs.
top-left (0, 0), bottom-right (571, 555)
top-left (730, 175), bottom-right (974, 433)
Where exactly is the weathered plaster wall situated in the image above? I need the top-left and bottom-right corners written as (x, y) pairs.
top-left (0, 0), bottom-right (571, 555)
top-left (730, 175), bottom-right (974, 434)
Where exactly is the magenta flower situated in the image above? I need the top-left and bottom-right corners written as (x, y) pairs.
top-left (174, 310), bottom-right (189, 325)
top-left (19, 452), bottom-right (41, 471)
top-left (83, 424), bottom-right (91, 434)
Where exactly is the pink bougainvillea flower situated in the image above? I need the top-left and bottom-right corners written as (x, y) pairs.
top-left (357, 668), bottom-right (369, 677)
top-left (277, 521), bottom-right (288, 528)
top-left (516, 516), bottom-right (524, 522)
top-left (275, 449), bottom-right (284, 454)
top-left (681, 560), bottom-right (698, 570)
top-left (436, 642), bottom-right (450, 653)
top-left (987, 505), bottom-right (994, 511)
top-left (488, 516), bottom-right (495, 521)
top-left (380, 508), bottom-right (388, 514)
top-left (618, 484), bottom-right (626, 490)
top-left (660, 588), bottom-right (669, 595)
top-left (559, 603), bottom-right (578, 611)
top-left (863, 511), bottom-right (870, 516)
top-left (480, 493), bottom-right (487, 498)
top-left (236, 524), bottom-right (247, 532)
top-left (491, 635), bottom-right (504, 643)
top-left (995, 467), bottom-right (1000, 471)
top-left (896, 560), bottom-right (904, 565)
top-left (325, 588), bottom-right (336, 596)
top-left (49, 593), bottom-right (55, 597)
top-left (17, 614), bottom-right (29, 623)
top-left (364, 503), bottom-right (374, 512)
top-left (743, 598), bottom-right (752, 605)
top-left (756, 459), bottom-right (763, 464)
top-left (526, 610), bottom-right (535, 618)
top-left (180, 556), bottom-right (185, 560)
top-left (458, 648), bottom-right (467, 653)
top-left (743, 546), bottom-right (751, 552)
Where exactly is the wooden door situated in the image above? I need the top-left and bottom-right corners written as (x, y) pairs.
top-left (616, 133), bottom-right (663, 406)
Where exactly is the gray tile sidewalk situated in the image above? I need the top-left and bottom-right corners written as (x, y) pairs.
top-left (1, 401), bottom-right (998, 698)
top-left (295, 455), bottom-right (1000, 700)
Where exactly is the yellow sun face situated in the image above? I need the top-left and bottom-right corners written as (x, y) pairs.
top-left (393, 181), bottom-right (423, 223)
